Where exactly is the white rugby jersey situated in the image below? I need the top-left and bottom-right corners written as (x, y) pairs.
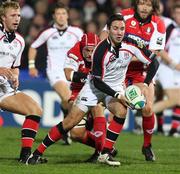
top-left (165, 21), bottom-right (180, 64)
top-left (92, 37), bottom-right (154, 91)
top-left (31, 24), bottom-right (83, 71)
top-left (0, 30), bottom-right (25, 68)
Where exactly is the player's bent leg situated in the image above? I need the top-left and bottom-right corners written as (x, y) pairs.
top-left (141, 84), bottom-right (156, 161)
top-left (53, 81), bottom-right (72, 145)
top-left (97, 98), bottom-right (127, 166)
top-left (27, 105), bottom-right (86, 165)
top-left (0, 92), bottom-right (43, 163)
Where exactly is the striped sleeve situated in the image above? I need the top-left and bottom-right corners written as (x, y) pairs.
top-left (123, 37), bottom-right (156, 64)
top-left (92, 40), bottom-right (109, 79)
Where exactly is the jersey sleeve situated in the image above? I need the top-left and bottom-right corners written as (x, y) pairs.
top-left (64, 52), bottom-right (79, 71)
top-left (149, 18), bottom-right (166, 50)
top-left (13, 38), bottom-right (25, 67)
top-left (92, 41), bottom-right (108, 79)
top-left (123, 37), bottom-right (154, 64)
top-left (31, 29), bottom-right (50, 48)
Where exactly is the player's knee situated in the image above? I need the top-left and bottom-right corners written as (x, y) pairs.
top-left (27, 105), bottom-right (43, 116)
top-left (70, 128), bottom-right (85, 140)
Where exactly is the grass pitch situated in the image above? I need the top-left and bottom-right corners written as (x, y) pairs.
top-left (0, 127), bottom-right (180, 174)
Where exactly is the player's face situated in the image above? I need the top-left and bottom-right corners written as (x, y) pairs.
top-left (2, 7), bottom-right (21, 32)
top-left (82, 46), bottom-right (95, 62)
top-left (173, 8), bottom-right (180, 26)
top-left (53, 8), bottom-right (68, 27)
top-left (109, 20), bottom-right (125, 46)
top-left (137, 0), bottom-right (153, 19)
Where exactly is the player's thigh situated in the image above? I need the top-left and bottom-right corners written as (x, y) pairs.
top-left (164, 88), bottom-right (180, 102)
top-left (53, 80), bottom-right (71, 101)
top-left (0, 92), bottom-right (42, 116)
top-left (106, 97), bottom-right (127, 118)
top-left (91, 103), bottom-right (105, 118)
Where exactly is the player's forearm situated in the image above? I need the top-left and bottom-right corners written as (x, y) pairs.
top-left (93, 77), bottom-right (116, 97)
top-left (11, 68), bottom-right (19, 77)
top-left (28, 47), bottom-right (37, 69)
top-left (144, 58), bottom-right (159, 85)
top-left (158, 50), bottom-right (177, 69)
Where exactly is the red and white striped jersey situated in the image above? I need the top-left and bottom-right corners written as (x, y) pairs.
top-left (121, 8), bottom-right (166, 73)
top-left (64, 42), bottom-right (91, 92)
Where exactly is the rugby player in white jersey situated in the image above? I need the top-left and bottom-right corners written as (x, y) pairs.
top-left (27, 14), bottom-right (159, 166)
top-left (28, 2), bottom-right (83, 144)
top-left (0, 1), bottom-right (43, 163)
top-left (154, 3), bottom-right (180, 136)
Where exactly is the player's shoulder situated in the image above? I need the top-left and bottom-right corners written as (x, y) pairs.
top-left (67, 42), bottom-right (83, 61)
top-left (15, 32), bottom-right (25, 45)
top-left (151, 15), bottom-right (166, 33)
top-left (68, 25), bottom-right (83, 34)
top-left (121, 8), bottom-right (134, 16)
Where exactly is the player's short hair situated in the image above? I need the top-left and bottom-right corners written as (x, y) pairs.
top-left (132, 0), bottom-right (160, 15)
top-left (172, 2), bottom-right (180, 11)
top-left (51, 2), bottom-right (69, 14)
top-left (0, 1), bottom-right (20, 22)
top-left (106, 13), bottom-right (125, 29)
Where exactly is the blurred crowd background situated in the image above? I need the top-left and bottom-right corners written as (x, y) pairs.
top-left (1, 0), bottom-right (178, 74)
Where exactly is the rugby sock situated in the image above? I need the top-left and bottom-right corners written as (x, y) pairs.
top-left (21, 115), bottom-right (40, 148)
top-left (36, 122), bottom-right (67, 154)
top-left (93, 117), bottom-right (106, 151)
top-left (170, 106), bottom-right (180, 131)
top-left (156, 112), bottom-right (164, 132)
top-left (103, 116), bottom-right (125, 151)
top-left (81, 130), bottom-right (95, 148)
top-left (142, 113), bottom-right (155, 147)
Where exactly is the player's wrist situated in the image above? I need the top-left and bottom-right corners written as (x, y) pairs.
top-left (28, 60), bottom-right (35, 69)
top-left (114, 92), bottom-right (121, 99)
top-left (169, 60), bottom-right (177, 69)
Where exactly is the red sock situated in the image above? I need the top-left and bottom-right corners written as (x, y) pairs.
top-left (93, 117), bottom-right (106, 151)
top-left (171, 107), bottom-right (180, 129)
top-left (21, 116), bottom-right (40, 148)
top-left (142, 113), bottom-right (155, 147)
top-left (81, 130), bottom-right (95, 148)
top-left (104, 116), bottom-right (125, 150)
top-left (37, 126), bottom-right (62, 154)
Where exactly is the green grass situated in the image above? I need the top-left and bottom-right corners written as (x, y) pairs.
top-left (0, 127), bottom-right (180, 174)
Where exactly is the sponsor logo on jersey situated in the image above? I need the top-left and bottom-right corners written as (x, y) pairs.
top-left (156, 37), bottom-right (163, 45)
top-left (131, 20), bottom-right (136, 27)
top-left (146, 27), bottom-right (151, 34)
top-left (124, 52), bottom-right (130, 60)
top-left (52, 36), bottom-right (58, 40)
top-left (109, 55), bottom-right (117, 62)
top-left (81, 97), bottom-right (87, 101)
top-left (127, 34), bottom-right (149, 46)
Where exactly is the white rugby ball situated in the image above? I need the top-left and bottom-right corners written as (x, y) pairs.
top-left (125, 85), bottom-right (146, 110)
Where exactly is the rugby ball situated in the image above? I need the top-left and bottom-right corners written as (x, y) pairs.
top-left (125, 85), bottom-right (146, 110)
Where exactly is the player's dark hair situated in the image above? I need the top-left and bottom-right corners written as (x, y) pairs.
top-left (132, 0), bottom-right (160, 15)
top-left (172, 2), bottom-right (180, 11)
top-left (51, 2), bottom-right (69, 14)
top-left (107, 13), bottom-right (125, 29)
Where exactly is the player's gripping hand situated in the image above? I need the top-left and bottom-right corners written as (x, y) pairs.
top-left (114, 92), bottom-right (134, 109)
top-left (0, 67), bottom-right (14, 80)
